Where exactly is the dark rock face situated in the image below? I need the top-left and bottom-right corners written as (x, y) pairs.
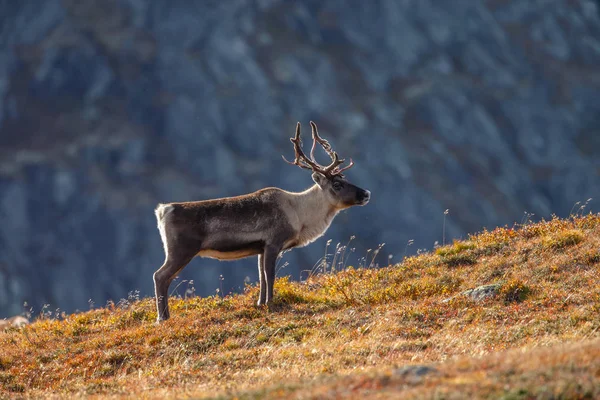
top-left (1, 1), bottom-right (599, 315)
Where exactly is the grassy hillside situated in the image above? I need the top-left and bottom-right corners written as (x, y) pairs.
top-left (2, 215), bottom-right (600, 399)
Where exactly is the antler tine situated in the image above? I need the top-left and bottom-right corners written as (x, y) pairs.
top-left (282, 123), bottom-right (309, 169)
top-left (332, 158), bottom-right (354, 176)
top-left (283, 121), bottom-right (355, 177)
top-left (309, 121), bottom-right (334, 162)
top-left (309, 127), bottom-right (318, 163)
top-left (323, 152), bottom-right (346, 175)
top-left (282, 122), bottom-right (327, 173)
top-left (309, 121), bottom-right (352, 175)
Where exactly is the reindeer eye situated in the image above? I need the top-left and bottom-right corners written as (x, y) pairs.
top-left (333, 182), bottom-right (342, 190)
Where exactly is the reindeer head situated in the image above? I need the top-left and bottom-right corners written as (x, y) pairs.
top-left (283, 121), bottom-right (371, 209)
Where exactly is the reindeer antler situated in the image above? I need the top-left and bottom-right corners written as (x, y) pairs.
top-left (282, 121), bottom-right (354, 177)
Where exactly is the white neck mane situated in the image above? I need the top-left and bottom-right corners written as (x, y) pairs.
top-left (289, 184), bottom-right (339, 247)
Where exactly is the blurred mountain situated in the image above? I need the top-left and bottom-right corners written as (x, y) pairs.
top-left (1, 0), bottom-right (599, 315)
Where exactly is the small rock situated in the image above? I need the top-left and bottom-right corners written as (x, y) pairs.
top-left (443, 283), bottom-right (503, 303)
top-left (462, 283), bottom-right (502, 301)
top-left (392, 365), bottom-right (438, 384)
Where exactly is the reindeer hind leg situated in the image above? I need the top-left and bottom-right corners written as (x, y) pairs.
top-left (154, 210), bottom-right (199, 322)
top-left (154, 246), bottom-right (198, 322)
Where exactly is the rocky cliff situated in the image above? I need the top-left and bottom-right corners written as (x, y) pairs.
top-left (1, 0), bottom-right (599, 315)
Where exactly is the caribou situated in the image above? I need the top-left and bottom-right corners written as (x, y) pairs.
top-left (153, 121), bottom-right (370, 322)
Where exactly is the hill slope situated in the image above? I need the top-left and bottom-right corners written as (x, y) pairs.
top-left (2, 215), bottom-right (600, 399)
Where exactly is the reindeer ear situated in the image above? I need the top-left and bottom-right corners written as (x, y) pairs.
top-left (312, 172), bottom-right (327, 188)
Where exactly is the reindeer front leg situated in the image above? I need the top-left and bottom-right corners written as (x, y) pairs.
top-left (263, 245), bottom-right (281, 304)
top-left (257, 254), bottom-right (266, 306)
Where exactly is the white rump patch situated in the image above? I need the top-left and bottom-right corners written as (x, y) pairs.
top-left (154, 203), bottom-right (174, 224)
top-left (155, 204), bottom-right (174, 260)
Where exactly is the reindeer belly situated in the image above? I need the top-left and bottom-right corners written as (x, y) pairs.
top-left (196, 248), bottom-right (260, 260)
top-left (196, 238), bottom-right (264, 260)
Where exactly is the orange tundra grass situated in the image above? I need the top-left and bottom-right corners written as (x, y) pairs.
top-left (1, 214), bottom-right (600, 399)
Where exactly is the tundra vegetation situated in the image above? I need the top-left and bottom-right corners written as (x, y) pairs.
top-left (1, 214), bottom-right (600, 399)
